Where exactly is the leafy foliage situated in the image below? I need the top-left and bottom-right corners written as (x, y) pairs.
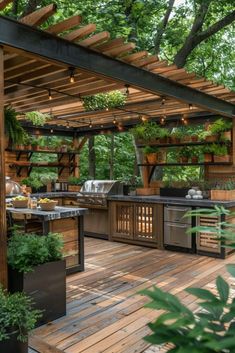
top-left (83, 91), bottom-right (126, 111)
top-left (4, 107), bottom-right (28, 145)
top-left (0, 287), bottom-right (41, 342)
top-left (8, 231), bottom-right (63, 273)
top-left (25, 111), bottom-right (51, 126)
top-left (141, 206), bottom-right (235, 352)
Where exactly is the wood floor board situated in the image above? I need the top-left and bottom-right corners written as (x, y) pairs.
top-left (30, 237), bottom-right (235, 353)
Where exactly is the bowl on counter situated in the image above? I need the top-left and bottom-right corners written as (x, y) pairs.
top-left (12, 197), bottom-right (28, 208)
top-left (38, 199), bottom-right (58, 211)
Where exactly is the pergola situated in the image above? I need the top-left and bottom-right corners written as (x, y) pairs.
top-left (0, 2), bottom-right (235, 287)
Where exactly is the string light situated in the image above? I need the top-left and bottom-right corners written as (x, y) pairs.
top-left (125, 84), bottom-right (130, 96)
top-left (113, 117), bottom-right (117, 125)
top-left (89, 120), bottom-right (92, 128)
top-left (48, 89), bottom-right (52, 100)
top-left (101, 124), bottom-right (104, 128)
top-left (181, 114), bottom-right (188, 125)
top-left (141, 115), bottom-right (148, 122)
top-left (161, 97), bottom-right (166, 105)
top-left (160, 116), bottom-right (166, 125)
top-left (105, 107), bottom-right (109, 111)
top-left (50, 128), bottom-right (54, 133)
top-left (69, 67), bottom-right (75, 83)
top-left (189, 103), bottom-right (193, 110)
top-left (66, 121), bottom-right (70, 129)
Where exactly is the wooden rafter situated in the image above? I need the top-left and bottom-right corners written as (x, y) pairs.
top-left (46, 15), bottom-right (82, 34)
top-left (20, 3), bottom-right (57, 26)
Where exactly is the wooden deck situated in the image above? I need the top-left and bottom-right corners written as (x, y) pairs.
top-left (30, 237), bottom-right (235, 353)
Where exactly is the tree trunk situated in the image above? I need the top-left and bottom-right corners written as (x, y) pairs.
top-left (109, 134), bottom-right (114, 180)
top-left (88, 136), bottom-right (96, 179)
top-left (154, 0), bottom-right (175, 54)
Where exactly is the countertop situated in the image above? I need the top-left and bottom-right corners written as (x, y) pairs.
top-left (6, 206), bottom-right (88, 221)
top-left (108, 195), bottom-right (235, 208)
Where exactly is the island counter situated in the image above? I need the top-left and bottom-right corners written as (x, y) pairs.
top-left (108, 195), bottom-right (235, 259)
top-left (7, 206), bottom-right (88, 274)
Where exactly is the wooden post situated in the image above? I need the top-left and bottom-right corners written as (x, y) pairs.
top-left (0, 46), bottom-right (7, 288)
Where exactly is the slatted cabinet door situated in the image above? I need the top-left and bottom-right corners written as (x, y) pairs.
top-left (134, 203), bottom-right (157, 243)
top-left (110, 202), bottom-right (134, 239)
top-left (196, 214), bottom-right (221, 254)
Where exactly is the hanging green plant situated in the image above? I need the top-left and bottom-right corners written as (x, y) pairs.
top-left (82, 90), bottom-right (126, 111)
top-left (25, 111), bottom-right (52, 126)
top-left (4, 106), bottom-right (28, 146)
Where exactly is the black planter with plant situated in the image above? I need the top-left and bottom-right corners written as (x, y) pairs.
top-left (0, 287), bottom-right (41, 353)
top-left (8, 231), bottom-right (66, 326)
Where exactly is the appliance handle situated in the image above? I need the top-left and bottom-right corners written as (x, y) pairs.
top-left (165, 223), bottom-right (189, 228)
top-left (165, 206), bottom-right (190, 212)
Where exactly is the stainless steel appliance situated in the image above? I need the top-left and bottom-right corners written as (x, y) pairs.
top-left (77, 180), bottom-right (123, 239)
top-left (164, 205), bottom-right (192, 249)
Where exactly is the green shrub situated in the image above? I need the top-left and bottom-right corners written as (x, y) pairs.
top-left (130, 121), bottom-right (161, 141)
top-left (8, 231), bottom-right (63, 273)
top-left (210, 118), bottom-right (232, 135)
top-left (0, 287), bottom-right (41, 342)
top-left (4, 106), bottom-right (28, 145)
top-left (210, 144), bottom-right (228, 156)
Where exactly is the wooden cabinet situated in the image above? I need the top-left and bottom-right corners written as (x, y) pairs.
top-left (109, 201), bottom-right (163, 248)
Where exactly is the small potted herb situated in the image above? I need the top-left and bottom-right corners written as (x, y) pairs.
top-left (211, 144), bottom-right (230, 163)
top-left (143, 146), bottom-right (158, 164)
top-left (200, 129), bottom-right (217, 142)
top-left (130, 121), bottom-right (161, 144)
top-left (68, 176), bottom-right (85, 192)
top-left (8, 231), bottom-right (66, 326)
top-left (210, 118), bottom-right (232, 141)
top-left (21, 176), bottom-right (45, 193)
top-left (210, 179), bottom-right (235, 200)
top-left (30, 137), bottom-right (39, 151)
top-left (191, 133), bottom-right (199, 142)
top-left (179, 147), bottom-right (191, 163)
top-left (0, 287), bottom-right (41, 353)
top-left (170, 128), bottom-right (182, 144)
top-left (158, 127), bottom-right (170, 143)
top-left (203, 144), bottom-right (213, 163)
top-left (191, 147), bottom-right (199, 163)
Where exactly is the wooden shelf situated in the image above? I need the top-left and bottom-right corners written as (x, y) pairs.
top-left (6, 148), bottom-right (79, 154)
top-left (9, 162), bottom-right (78, 177)
top-left (138, 162), bottom-right (232, 167)
top-left (136, 140), bottom-right (231, 148)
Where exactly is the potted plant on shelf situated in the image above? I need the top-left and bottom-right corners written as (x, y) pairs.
top-left (210, 179), bottom-right (235, 201)
top-left (30, 137), bottom-right (39, 151)
top-left (191, 133), bottom-right (199, 142)
top-left (158, 127), bottom-right (170, 143)
top-left (8, 230), bottom-right (66, 326)
top-left (179, 147), bottom-right (191, 163)
top-left (203, 144), bottom-right (213, 163)
top-left (211, 143), bottom-right (230, 163)
top-left (21, 176), bottom-right (45, 193)
top-left (200, 128), bottom-right (217, 142)
top-left (143, 146), bottom-right (158, 164)
top-left (23, 135), bottom-right (32, 150)
top-left (191, 147), bottom-right (199, 163)
top-left (0, 287), bottom-right (41, 353)
top-left (130, 121), bottom-right (161, 144)
top-left (170, 128), bottom-right (182, 144)
top-left (25, 111), bottom-right (51, 126)
top-left (210, 118), bottom-right (232, 141)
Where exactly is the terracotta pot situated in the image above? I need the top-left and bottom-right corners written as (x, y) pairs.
top-left (204, 153), bottom-right (213, 163)
top-left (191, 156), bottom-right (198, 163)
top-left (180, 157), bottom-right (189, 163)
top-left (213, 154), bottom-right (231, 163)
top-left (191, 135), bottom-right (198, 142)
top-left (221, 130), bottom-right (231, 141)
top-left (159, 137), bottom-right (167, 144)
top-left (170, 137), bottom-right (181, 144)
top-left (32, 145), bottom-right (39, 151)
top-left (205, 135), bottom-right (218, 142)
top-left (146, 153), bottom-right (157, 164)
top-left (182, 136), bottom-right (191, 143)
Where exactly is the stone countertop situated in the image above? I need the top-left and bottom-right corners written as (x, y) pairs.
top-left (6, 192), bottom-right (79, 199)
top-left (6, 206), bottom-right (88, 221)
top-left (108, 195), bottom-right (235, 208)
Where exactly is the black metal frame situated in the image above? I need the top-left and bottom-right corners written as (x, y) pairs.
top-left (0, 16), bottom-right (235, 117)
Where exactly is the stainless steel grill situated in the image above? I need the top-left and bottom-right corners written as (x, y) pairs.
top-left (77, 180), bottom-right (123, 240)
top-left (77, 180), bottom-right (123, 208)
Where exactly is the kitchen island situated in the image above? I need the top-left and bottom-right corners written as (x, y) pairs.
top-left (108, 195), bottom-right (235, 259)
top-left (7, 206), bottom-right (88, 274)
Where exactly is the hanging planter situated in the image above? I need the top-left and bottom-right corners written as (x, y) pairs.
top-left (83, 90), bottom-right (126, 111)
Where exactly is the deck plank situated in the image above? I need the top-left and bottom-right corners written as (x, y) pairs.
top-left (30, 237), bottom-right (235, 353)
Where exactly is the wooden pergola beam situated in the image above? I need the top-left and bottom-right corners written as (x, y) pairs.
top-left (0, 16), bottom-right (234, 117)
top-left (20, 3), bottom-right (57, 27)
top-left (0, 45), bottom-right (7, 288)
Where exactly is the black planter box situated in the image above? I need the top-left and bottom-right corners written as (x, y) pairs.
top-left (8, 260), bottom-right (66, 327)
top-left (160, 187), bottom-right (188, 198)
top-left (32, 185), bottom-right (47, 193)
top-left (0, 334), bottom-right (28, 353)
